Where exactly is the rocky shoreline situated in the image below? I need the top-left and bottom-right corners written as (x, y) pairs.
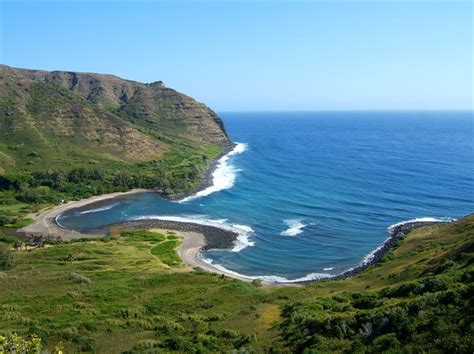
top-left (106, 219), bottom-right (452, 285)
top-left (18, 143), bottom-right (239, 249)
top-left (20, 191), bottom-right (453, 285)
top-left (326, 220), bottom-right (451, 282)
top-left (106, 219), bottom-right (238, 250)
top-left (161, 142), bottom-right (236, 201)
top-left (17, 141), bottom-right (455, 286)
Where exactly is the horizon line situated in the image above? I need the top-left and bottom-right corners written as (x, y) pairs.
top-left (217, 109), bottom-right (474, 113)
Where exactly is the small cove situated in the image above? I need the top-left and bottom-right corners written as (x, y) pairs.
top-left (57, 111), bottom-right (474, 281)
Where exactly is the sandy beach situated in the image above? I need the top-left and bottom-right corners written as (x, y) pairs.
top-left (173, 230), bottom-right (254, 282)
top-left (17, 188), bottom-right (254, 282)
top-left (18, 189), bottom-right (151, 240)
top-left (15, 142), bottom-right (257, 283)
top-left (17, 185), bottom-right (451, 286)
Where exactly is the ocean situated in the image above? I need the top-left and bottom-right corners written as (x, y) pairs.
top-left (57, 111), bottom-right (474, 282)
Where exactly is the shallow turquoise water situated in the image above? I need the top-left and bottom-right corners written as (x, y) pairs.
top-left (57, 111), bottom-right (473, 281)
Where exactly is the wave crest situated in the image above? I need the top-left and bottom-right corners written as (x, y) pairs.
top-left (201, 257), bottom-right (331, 283)
top-left (201, 216), bottom-right (455, 284)
top-left (132, 214), bottom-right (255, 252)
top-left (388, 216), bottom-right (455, 232)
top-left (360, 216), bottom-right (455, 266)
top-left (179, 143), bottom-right (247, 202)
top-left (280, 219), bottom-right (306, 236)
top-left (78, 202), bottom-right (121, 215)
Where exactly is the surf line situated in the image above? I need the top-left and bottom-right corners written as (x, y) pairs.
top-left (198, 217), bottom-right (454, 284)
top-left (179, 142), bottom-right (248, 203)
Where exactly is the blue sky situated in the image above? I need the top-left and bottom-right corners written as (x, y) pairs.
top-left (1, 1), bottom-right (472, 111)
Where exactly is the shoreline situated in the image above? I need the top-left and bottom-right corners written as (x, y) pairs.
top-left (178, 219), bottom-right (451, 285)
top-left (325, 219), bottom-right (451, 282)
top-left (163, 142), bottom-right (236, 201)
top-left (19, 189), bottom-right (452, 285)
top-left (15, 145), bottom-right (453, 285)
top-left (108, 219), bottom-right (238, 250)
top-left (17, 142), bottom-right (236, 240)
top-left (174, 231), bottom-right (255, 283)
top-left (17, 189), bottom-right (152, 240)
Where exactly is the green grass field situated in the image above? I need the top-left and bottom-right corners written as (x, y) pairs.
top-left (0, 216), bottom-right (473, 353)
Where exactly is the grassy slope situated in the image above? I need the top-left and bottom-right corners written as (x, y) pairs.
top-left (0, 79), bottom-right (223, 173)
top-left (0, 67), bottom-right (228, 228)
top-left (0, 215), bottom-right (472, 352)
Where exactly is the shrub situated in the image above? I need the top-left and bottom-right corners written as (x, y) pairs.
top-left (0, 333), bottom-right (42, 353)
top-left (68, 272), bottom-right (91, 284)
top-left (352, 292), bottom-right (382, 309)
top-left (121, 230), bottom-right (166, 242)
top-left (0, 196), bottom-right (17, 205)
top-left (151, 240), bottom-right (180, 256)
top-left (0, 234), bottom-right (17, 244)
top-left (130, 339), bottom-right (160, 352)
top-left (380, 282), bottom-right (419, 298)
top-left (370, 333), bottom-right (401, 352)
top-left (151, 240), bottom-right (181, 267)
top-left (0, 243), bottom-right (14, 270)
top-left (420, 277), bottom-right (449, 294)
top-left (160, 336), bottom-right (195, 351)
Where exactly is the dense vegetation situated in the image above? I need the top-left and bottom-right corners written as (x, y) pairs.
top-left (0, 215), bottom-right (472, 353)
top-left (0, 65), bottom-right (229, 228)
top-left (0, 65), bottom-right (472, 353)
top-left (0, 145), bottom-right (220, 228)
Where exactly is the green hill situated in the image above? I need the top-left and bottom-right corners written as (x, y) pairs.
top-left (0, 65), bottom-right (472, 353)
top-left (0, 65), bottom-right (231, 226)
top-left (0, 215), bottom-right (472, 353)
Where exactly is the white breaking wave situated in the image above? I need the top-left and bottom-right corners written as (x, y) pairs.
top-left (200, 256), bottom-right (331, 283)
top-left (197, 215), bottom-right (456, 284)
top-left (360, 243), bottom-right (385, 266)
top-left (360, 216), bottom-right (456, 266)
top-left (78, 202), bottom-right (121, 214)
top-left (54, 215), bottom-right (66, 229)
top-left (132, 214), bottom-right (255, 252)
top-left (179, 143), bottom-right (247, 203)
top-left (388, 216), bottom-right (455, 232)
top-left (119, 213), bottom-right (455, 283)
top-left (280, 219), bottom-right (307, 236)
top-left (258, 272), bottom-right (332, 283)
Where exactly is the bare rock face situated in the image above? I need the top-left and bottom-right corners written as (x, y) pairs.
top-left (0, 65), bottom-right (231, 170)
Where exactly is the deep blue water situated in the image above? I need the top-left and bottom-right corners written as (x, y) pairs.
top-left (57, 112), bottom-right (474, 281)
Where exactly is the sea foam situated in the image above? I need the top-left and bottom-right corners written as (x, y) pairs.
top-left (280, 219), bottom-right (306, 236)
top-left (179, 143), bottom-right (247, 203)
top-left (387, 217), bottom-right (455, 232)
top-left (132, 214), bottom-right (255, 252)
top-left (202, 216), bottom-right (455, 284)
top-left (360, 216), bottom-right (456, 266)
top-left (200, 256), bottom-right (331, 283)
top-left (78, 202), bottom-right (121, 215)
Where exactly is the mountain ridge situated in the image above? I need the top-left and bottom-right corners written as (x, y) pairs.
top-left (0, 65), bottom-right (232, 225)
top-left (0, 64), bottom-right (230, 154)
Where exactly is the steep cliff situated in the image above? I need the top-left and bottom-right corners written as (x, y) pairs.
top-left (0, 65), bottom-right (230, 172)
top-left (0, 65), bottom-right (232, 206)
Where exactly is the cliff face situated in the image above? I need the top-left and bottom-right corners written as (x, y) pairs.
top-left (0, 65), bottom-right (231, 172)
